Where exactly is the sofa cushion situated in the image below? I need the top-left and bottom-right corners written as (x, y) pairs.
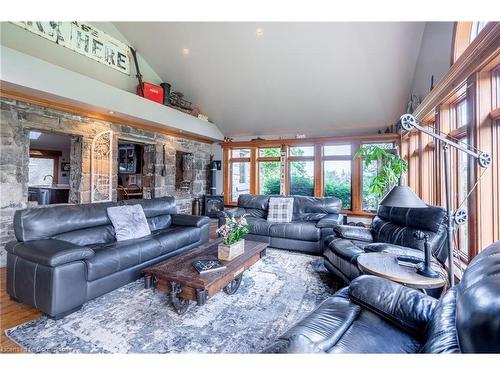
top-left (292, 196), bottom-right (342, 221)
top-left (269, 221), bottom-right (320, 241)
top-left (86, 237), bottom-right (161, 281)
top-left (329, 238), bottom-right (365, 262)
top-left (52, 224), bottom-right (116, 246)
top-left (152, 225), bottom-right (201, 253)
top-left (266, 288), bottom-right (421, 353)
top-left (267, 197), bottom-right (294, 223)
top-left (246, 217), bottom-right (273, 236)
top-left (237, 194), bottom-right (270, 218)
top-left (107, 204), bottom-right (151, 241)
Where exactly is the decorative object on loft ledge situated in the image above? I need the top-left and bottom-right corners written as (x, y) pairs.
top-left (400, 113), bottom-right (492, 287)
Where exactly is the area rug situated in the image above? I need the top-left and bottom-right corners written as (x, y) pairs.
top-left (5, 249), bottom-right (335, 354)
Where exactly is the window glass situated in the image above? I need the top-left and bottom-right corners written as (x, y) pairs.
top-left (324, 160), bottom-right (351, 209)
top-left (231, 162), bottom-right (250, 201)
top-left (457, 146), bottom-right (469, 259)
top-left (289, 160), bottom-right (314, 196)
top-left (259, 161), bottom-right (281, 195)
top-left (290, 146), bottom-right (314, 157)
top-left (231, 149), bottom-right (250, 158)
top-left (470, 21), bottom-right (488, 42)
top-left (259, 148), bottom-right (280, 158)
top-left (454, 99), bottom-right (468, 130)
top-left (361, 143), bottom-right (394, 212)
top-left (324, 144), bottom-right (351, 156)
top-left (29, 158), bottom-right (54, 185)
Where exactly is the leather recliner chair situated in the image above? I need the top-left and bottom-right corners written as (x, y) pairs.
top-left (264, 241), bottom-right (500, 353)
top-left (6, 197), bottom-right (209, 319)
top-left (324, 205), bottom-right (448, 284)
top-left (219, 194), bottom-right (343, 254)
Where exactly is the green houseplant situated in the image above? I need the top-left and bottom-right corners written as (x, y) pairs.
top-left (216, 214), bottom-right (249, 260)
top-left (354, 145), bottom-right (408, 198)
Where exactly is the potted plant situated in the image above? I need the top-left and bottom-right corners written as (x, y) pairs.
top-left (216, 214), bottom-right (249, 260)
top-left (354, 145), bottom-right (408, 199)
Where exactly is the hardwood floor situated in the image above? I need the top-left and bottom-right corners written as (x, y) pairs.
top-left (0, 219), bottom-right (220, 353)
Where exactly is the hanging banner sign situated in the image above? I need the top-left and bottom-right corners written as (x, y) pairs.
top-left (11, 21), bottom-right (130, 75)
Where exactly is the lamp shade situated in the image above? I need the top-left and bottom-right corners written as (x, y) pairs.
top-left (379, 186), bottom-right (427, 208)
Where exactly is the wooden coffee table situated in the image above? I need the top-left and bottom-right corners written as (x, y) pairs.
top-left (143, 239), bottom-right (268, 314)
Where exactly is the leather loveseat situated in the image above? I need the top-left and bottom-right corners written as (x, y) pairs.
top-left (219, 194), bottom-right (343, 254)
top-left (6, 197), bottom-right (209, 319)
top-left (324, 205), bottom-right (448, 284)
top-left (265, 241), bottom-right (500, 353)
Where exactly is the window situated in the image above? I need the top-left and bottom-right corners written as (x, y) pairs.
top-left (470, 22), bottom-right (488, 42)
top-left (323, 144), bottom-right (352, 209)
top-left (457, 149), bottom-right (469, 258)
top-left (229, 149), bottom-right (251, 202)
top-left (324, 144), bottom-right (351, 156)
top-left (289, 160), bottom-right (314, 196)
top-left (231, 162), bottom-right (250, 201)
top-left (28, 157), bottom-right (55, 185)
top-left (258, 147), bottom-right (281, 195)
top-left (222, 136), bottom-right (401, 212)
top-left (259, 147), bottom-right (280, 158)
top-left (290, 146), bottom-right (314, 157)
top-left (259, 161), bottom-right (280, 195)
top-left (361, 143), bottom-right (394, 212)
top-left (324, 160), bottom-right (351, 209)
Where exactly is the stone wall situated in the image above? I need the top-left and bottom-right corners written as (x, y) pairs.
top-left (0, 98), bottom-right (212, 266)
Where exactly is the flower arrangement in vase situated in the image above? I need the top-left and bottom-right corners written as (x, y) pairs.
top-left (216, 214), bottom-right (249, 261)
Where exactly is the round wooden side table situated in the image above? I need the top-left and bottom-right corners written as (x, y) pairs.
top-left (357, 252), bottom-right (447, 292)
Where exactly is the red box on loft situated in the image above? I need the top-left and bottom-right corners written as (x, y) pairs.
top-left (137, 83), bottom-right (164, 104)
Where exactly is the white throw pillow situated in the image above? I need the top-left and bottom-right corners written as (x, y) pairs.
top-left (267, 197), bottom-right (294, 223)
top-left (107, 204), bottom-right (151, 241)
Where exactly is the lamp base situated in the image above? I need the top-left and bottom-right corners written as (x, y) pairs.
top-left (417, 265), bottom-right (440, 278)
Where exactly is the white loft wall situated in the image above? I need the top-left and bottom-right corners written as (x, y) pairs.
top-left (411, 22), bottom-right (454, 103)
top-left (0, 22), bottom-right (162, 93)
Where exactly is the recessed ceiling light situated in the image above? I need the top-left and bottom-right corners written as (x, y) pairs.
top-left (182, 48), bottom-right (190, 55)
top-left (256, 27), bottom-right (264, 37)
top-left (108, 111), bottom-right (115, 115)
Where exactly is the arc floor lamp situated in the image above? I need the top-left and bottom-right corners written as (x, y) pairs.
top-left (399, 114), bottom-right (492, 287)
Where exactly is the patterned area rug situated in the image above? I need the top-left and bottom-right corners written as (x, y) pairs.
top-left (5, 249), bottom-right (335, 354)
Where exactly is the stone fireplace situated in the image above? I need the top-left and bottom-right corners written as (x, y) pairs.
top-left (0, 97), bottom-right (212, 266)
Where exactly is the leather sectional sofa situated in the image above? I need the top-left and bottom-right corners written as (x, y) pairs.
top-left (324, 205), bottom-right (448, 284)
top-left (265, 240), bottom-right (500, 353)
top-left (219, 194), bottom-right (343, 254)
top-left (6, 197), bottom-right (209, 319)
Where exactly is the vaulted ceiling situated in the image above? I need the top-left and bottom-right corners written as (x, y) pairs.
top-left (115, 22), bottom-right (426, 137)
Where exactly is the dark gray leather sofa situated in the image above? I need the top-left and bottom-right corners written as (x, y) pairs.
top-left (265, 240), bottom-right (500, 353)
top-left (324, 205), bottom-right (448, 284)
top-left (219, 194), bottom-right (343, 254)
top-left (6, 197), bottom-right (209, 319)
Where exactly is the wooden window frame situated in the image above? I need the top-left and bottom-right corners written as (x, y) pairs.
top-left (222, 134), bottom-right (400, 218)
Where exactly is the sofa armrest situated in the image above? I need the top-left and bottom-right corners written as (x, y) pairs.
top-left (316, 214), bottom-right (343, 228)
top-left (333, 225), bottom-right (373, 242)
top-left (5, 239), bottom-right (94, 267)
top-left (364, 243), bottom-right (424, 259)
top-left (171, 214), bottom-right (210, 228)
top-left (348, 275), bottom-right (438, 337)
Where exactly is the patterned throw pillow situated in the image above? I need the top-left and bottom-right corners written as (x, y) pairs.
top-left (267, 197), bottom-right (294, 223)
top-left (107, 204), bottom-right (151, 241)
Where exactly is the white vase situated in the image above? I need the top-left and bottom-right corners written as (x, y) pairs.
top-left (218, 239), bottom-right (245, 261)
